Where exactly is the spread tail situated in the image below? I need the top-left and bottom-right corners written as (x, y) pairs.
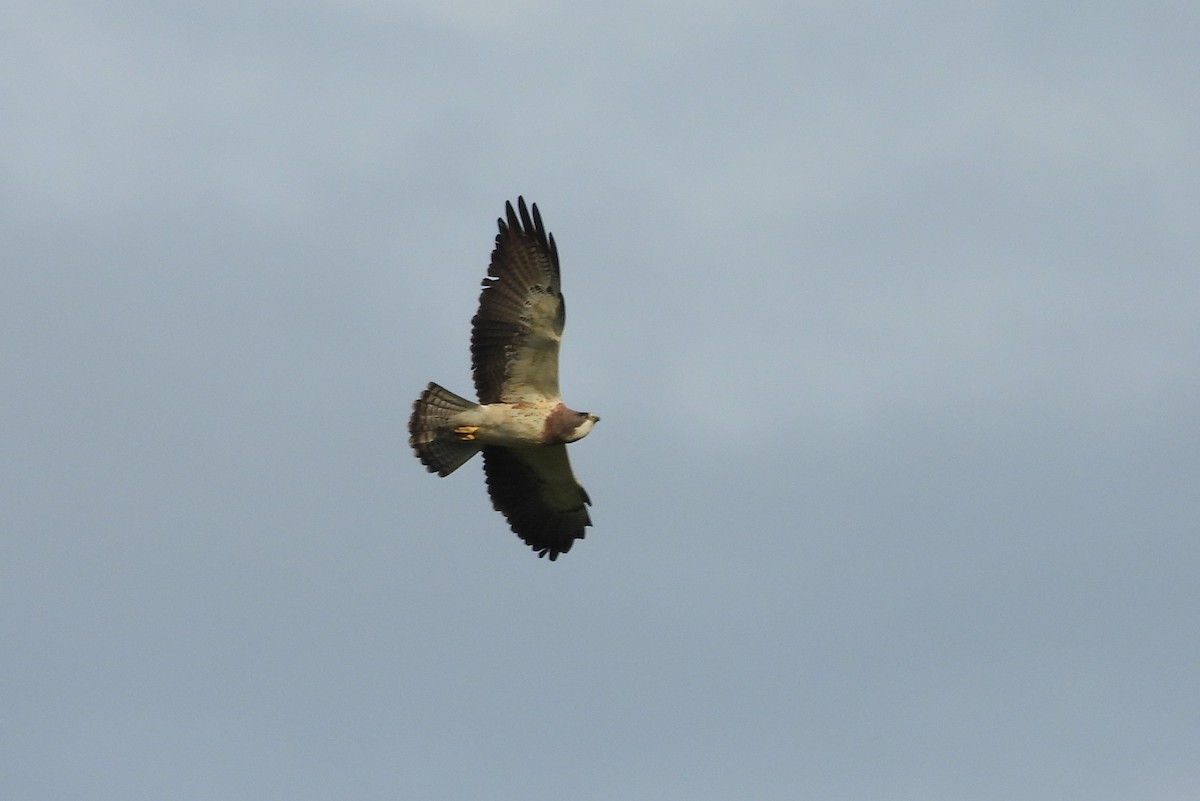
top-left (409, 382), bottom-right (482, 476)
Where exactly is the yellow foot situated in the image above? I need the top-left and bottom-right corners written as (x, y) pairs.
top-left (453, 425), bottom-right (479, 442)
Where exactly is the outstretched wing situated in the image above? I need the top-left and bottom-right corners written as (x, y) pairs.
top-left (470, 197), bottom-right (565, 405)
top-left (481, 445), bottom-right (591, 560)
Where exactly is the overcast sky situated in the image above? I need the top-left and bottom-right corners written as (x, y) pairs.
top-left (4, 2), bottom-right (1199, 800)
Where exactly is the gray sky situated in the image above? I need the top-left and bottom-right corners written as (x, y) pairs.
top-left (4, 2), bottom-right (1199, 799)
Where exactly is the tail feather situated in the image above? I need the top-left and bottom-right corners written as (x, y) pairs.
top-left (409, 382), bottom-right (482, 476)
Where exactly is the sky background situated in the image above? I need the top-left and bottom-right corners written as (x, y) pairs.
top-left (4, 2), bottom-right (1199, 799)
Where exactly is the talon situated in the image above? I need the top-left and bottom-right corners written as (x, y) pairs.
top-left (453, 425), bottom-right (479, 442)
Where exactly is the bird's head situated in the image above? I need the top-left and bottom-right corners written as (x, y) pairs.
top-left (565, 412), bottom-right (599, 442)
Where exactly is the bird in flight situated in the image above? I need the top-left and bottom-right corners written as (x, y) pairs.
top-left (409, 198), bottom-right (599, 560)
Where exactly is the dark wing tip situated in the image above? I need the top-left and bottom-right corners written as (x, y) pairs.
top-left (500, 198), bottom-right (518, 234)
top-left (499, 196), bottom-right (534, 235)
top-left (494, 196), bottom-right (556, 269)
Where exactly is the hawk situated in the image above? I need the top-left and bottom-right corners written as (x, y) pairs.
top-left (408, 198), bottom-right (599, 560)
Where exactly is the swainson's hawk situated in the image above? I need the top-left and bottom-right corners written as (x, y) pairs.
top-left (409, 198), bottom-right (599, 560)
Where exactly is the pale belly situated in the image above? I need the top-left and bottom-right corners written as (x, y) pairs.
top-left (454, 402), bottom-right (553, 447)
